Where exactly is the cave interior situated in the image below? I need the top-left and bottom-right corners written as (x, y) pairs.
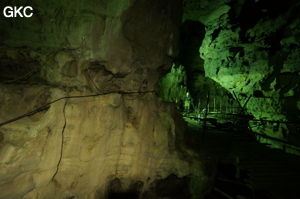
top-left (1, 0), bottom-right (300, 199)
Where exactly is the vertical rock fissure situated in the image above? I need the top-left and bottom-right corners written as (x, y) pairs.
top-left (50, 100), bottom-right (67, 182)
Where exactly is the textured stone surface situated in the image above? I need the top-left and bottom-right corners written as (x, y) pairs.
top-left (0, 0), bottom-right (211, 198)
top-left (0, 86), bottom-right (65, 199)
top-left (0, 0), bottom-right (181, 93)
top-left (158, 64), bottom-right (188, 105)
top-left (0, 85), bottom-right (207, 198)
top-left (159, 19), bottom-right (232, 113)
top-left (184, 0), bottom-right (300, 154)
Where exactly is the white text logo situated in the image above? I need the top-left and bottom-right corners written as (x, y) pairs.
top-left (3, 6), bottom-right (33, 18)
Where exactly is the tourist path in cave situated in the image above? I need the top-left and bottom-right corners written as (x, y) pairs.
top-left (185, 117), bottom-right (300, 199)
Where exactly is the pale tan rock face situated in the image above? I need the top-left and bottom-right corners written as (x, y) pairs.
top-left (0, 86), bottom-right (206, 199)
top-left (0, 0), bottom-right (210, 198)
top-left (0, 86), bottom-right (66, 198)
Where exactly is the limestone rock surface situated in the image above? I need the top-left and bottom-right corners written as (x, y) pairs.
top-left (184, 0), bottom-right (300, 154)
top-left (0, 0), bottom-right (210, 198)
top-left (0, 86), bottom-right (207, 198)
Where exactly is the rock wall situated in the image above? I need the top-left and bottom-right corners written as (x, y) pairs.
top-left (0, 86), bottom-right (207, 198)
top-left (178, 19), bottom-right (231, 113)
top-left (159, 19), bottom-right (232, 114)
top-left (0, 0), bottom-right (211, 198)
top-left (184, 0), bottom-right (300, 154)
top-left (0, 0), bottom-right (181, 92)
top-left (158, 64), bottom-right (187, 108)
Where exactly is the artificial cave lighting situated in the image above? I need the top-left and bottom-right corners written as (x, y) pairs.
top-left (1, 0), bottom-right (300, 198)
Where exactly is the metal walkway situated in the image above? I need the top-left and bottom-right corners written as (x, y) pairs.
top-left (185, 118), bottom-right (300, 199)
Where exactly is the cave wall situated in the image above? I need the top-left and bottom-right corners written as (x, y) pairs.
top-left (178, 20), bottom-right (230, 113)
top-left (0, 0), bottom-right (211, 198)
top-left (159, 19), bottom-right (232, 114)
top-left (0, 0), bottom-right (181, 92)
top-left (158, 64), bottom-right (188, 107)
top-left (184, 0), bottom-right (300, 154)
top-left (0, 86), bottom-right (207, 199)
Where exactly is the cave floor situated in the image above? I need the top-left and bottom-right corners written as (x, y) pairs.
top-left (184, 117), bottom-right (300, 199)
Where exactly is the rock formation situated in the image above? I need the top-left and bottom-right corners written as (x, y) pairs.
top-left (182, 0), bottom-right (300, 154)
top-left (0, 0), bottom-right (212, 198)
top-left (2, 0), bottom-right (299, 198)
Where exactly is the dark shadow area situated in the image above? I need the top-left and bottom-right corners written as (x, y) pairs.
top-left (156, 174), bottom-right (191, 199)
top-left (108, 192), bottom-right (139, 199)
top-left (184, 116), bottom-right (300, 199)
top-left (178, 20), bottom-right (206, 98)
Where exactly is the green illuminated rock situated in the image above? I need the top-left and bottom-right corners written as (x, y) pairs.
top-left (183, 0), bottom-right (300, 154)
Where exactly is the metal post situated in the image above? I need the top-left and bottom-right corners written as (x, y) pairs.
top-left (202, 91), bottom-right (210, 135)
top-left (208, 102), bottom-right (209, 113)
top-left (214, 98), bottom-right (216, 112)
